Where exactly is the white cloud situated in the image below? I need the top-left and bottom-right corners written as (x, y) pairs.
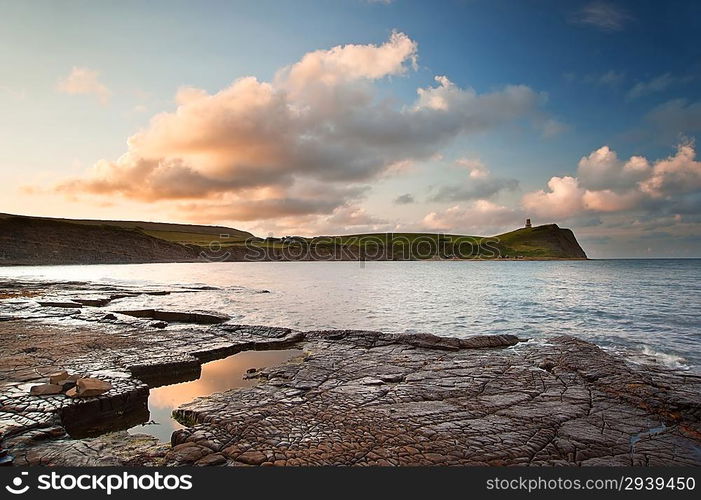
top-left (57, 67), bottom-right (112, 104)
top-left (577, 145), bottom-right (650, 191)
top-left (522, 142), bottom-right (701, 219)
top-left (55, 32), bottom-right (552, 225)
top-left (640, 142), bottom-right (701, 197)
top-left (571, 1), bottom-right (633, 32)
top-left (523, 176), bottom-right (585, 219)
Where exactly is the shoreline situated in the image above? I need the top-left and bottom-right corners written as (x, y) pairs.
top-left (0, 281), bottom-right (700, 466)
top-left (0, 256), bottom-right (591, 268)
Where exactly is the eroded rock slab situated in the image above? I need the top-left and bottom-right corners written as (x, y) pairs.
top-left (0, 315), bottom-right (306, 464)
top-left (168, 332), bottom-right (701, 466)
top-left (116, 309), bottom-right (229, 325)
top-left (1, 283), bottom-right (700, 467)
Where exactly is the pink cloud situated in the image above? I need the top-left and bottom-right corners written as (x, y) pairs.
top-left (57, 67), bottom-right (112, 104)
top-left (421, 200), bottom-right (521, 234)
top-left (522, 142), bottom-right (701, 220)
top-left (640, 143), bottom-right (701, 197)
top-left (522, 176), bottom-right (585, 219)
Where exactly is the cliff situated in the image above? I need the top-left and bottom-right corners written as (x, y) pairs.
top-left (495, 224), bottom-right (588, 259)
top-left (0, 215), bottom-right (201, 265)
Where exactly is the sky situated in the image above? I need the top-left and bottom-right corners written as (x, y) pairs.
top-left (1, 0), bottom-right (700, 258)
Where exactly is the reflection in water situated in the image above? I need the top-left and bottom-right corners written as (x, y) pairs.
top-left (129, 349), bottom-right (302, 442)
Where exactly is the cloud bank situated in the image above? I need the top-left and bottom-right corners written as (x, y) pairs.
top-left (522, 142), bottom-right (701, 220)
top-left (55, 31), bottom-right (551, 228)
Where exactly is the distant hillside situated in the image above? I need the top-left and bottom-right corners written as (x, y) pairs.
top-left (281, 224), bottom-right (587, 260)
top-left (0, 212), bottom-right (253, 247)
top-left (0, 214), bottom-right (203, 265)
top-left (0, 213), bottom-right (586, 265)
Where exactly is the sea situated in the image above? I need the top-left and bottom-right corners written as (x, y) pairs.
top-left (1, 259), bottom-right (699, 371)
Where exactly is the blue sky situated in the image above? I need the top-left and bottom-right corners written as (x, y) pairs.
top-left (1, 0), bottom-right (700, 257)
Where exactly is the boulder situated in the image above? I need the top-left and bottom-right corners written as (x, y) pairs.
top-left (48, 370), bottom-right (69, 384)
top-left (68, 378), bottom-right (113, 397)
top-left (29, 383), bottom-right (63, 396)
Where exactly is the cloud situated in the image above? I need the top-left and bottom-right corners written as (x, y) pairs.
top-left (179, 197), bottom-right (340, 222)
top-left (455, 158), bottom-right (488, 178)
top-left (169, 183), bottom-right (369, 222)
top-left (564, 70), bottom-right (625, 89)
top-left (430, 177), bottom-right (518, 203)
top-left (57, 67), bottom-right (112, 104)
top-left (523, 176), bottom-right (586, 219)
top-left (429, 158), bottom-right (519, 202)
top-left (575, 70), bottom-right (626, 87)
top-left (325, 205), bottom-right (388, 228)
top-left (394, 193), bottom-right (415, 204)
top-left (577, 145), bottom-right (650, 191)
top-left (595, 70), bottom-right (625, 86)
top-left (246, 204), bottom-right (394, 237)
top-left (54, 32), bottom-right (552, 223)
top-left (627, 73), bottom-right (692, 101)
top-left (644, 99), bottom-right (701, 140)
top-left (571, 2), bottom-right (632, 32)
top-left (538, 118), bottom-right (568, 137)
top-left (421, 200), bottom-right (521, 234)
top-left (627, 73), bottom-right (674, 100)
top-left (522, 142), bottom-right (701, 219)
top-left (640, 142), bottom-right (701, 197)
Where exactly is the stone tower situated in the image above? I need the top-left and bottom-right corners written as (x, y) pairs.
top-left (525, 218), bottom-right (532, 228)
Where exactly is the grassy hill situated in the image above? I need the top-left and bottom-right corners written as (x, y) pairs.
top-left (0, 213), bottom-right (253, 246)
top-left (0, 213), bottom-right (586, 265)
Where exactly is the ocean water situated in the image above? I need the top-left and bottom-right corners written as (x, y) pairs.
top-left (1, 259), bottom-right (699, 371)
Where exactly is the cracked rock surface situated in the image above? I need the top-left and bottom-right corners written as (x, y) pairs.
top-left (167, 332), bottom-right (701, 466)
top-left (1, 280), bottom-right (700, 466)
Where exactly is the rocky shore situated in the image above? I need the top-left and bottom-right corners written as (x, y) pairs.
top-left (1, 280), bottom-right (700, 466)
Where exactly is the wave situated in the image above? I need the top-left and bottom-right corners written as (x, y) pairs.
top-left (638, 346), bottom-right (690, 371)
